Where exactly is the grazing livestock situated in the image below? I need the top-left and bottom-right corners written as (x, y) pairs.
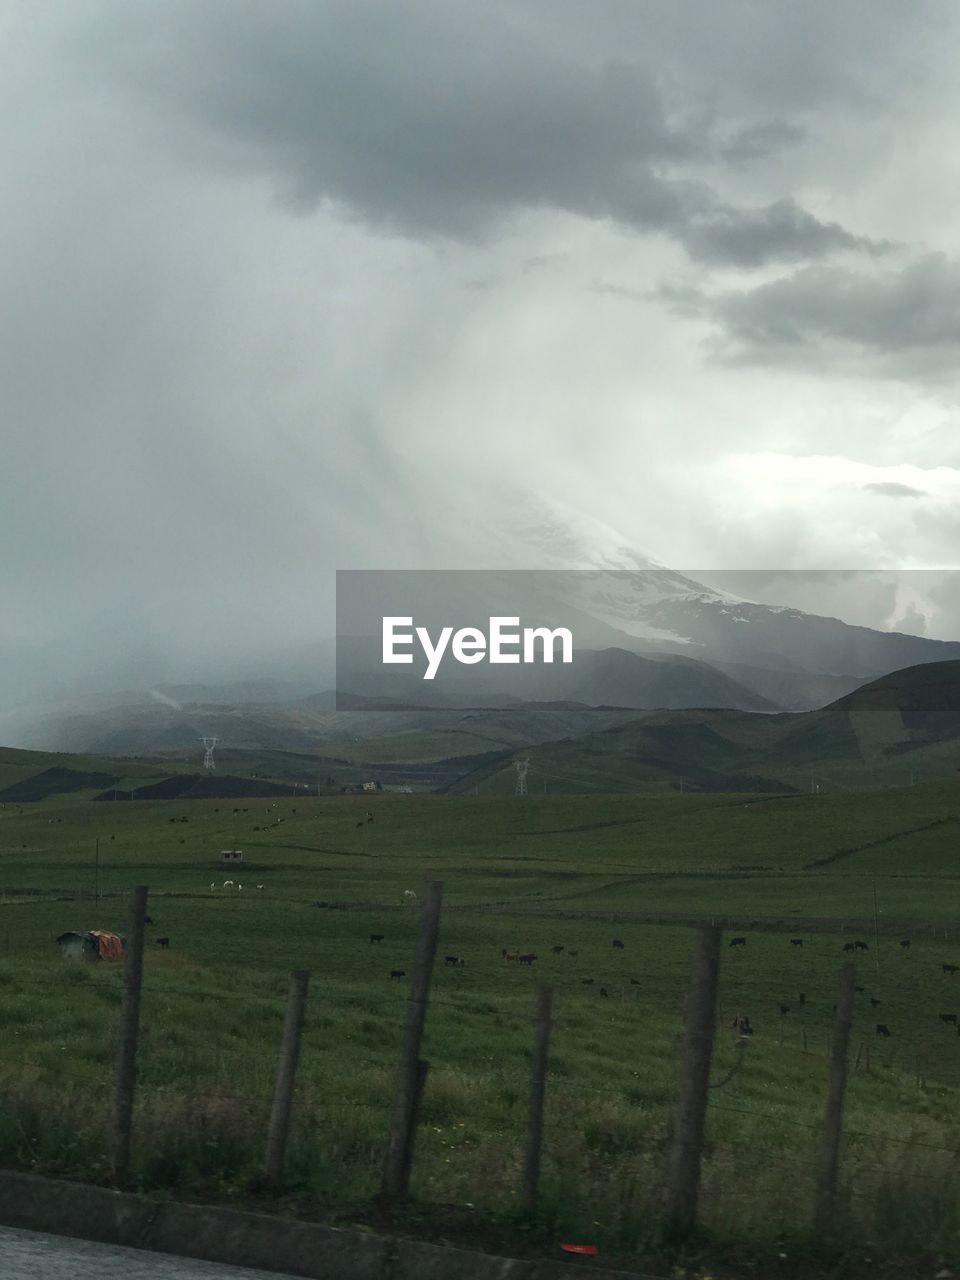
top-left (943, 964), bottom-right (959, 975)
top-left (900, 939), bottom-right (911, 949)
top-left (502, 949), bottom-right (519, 962)
top-left (600, 987), bottom-right (609, 998)
top-left (729, 937), bottom-right (746, 948)
top-left (390, 969), bottom-right (405, 980)
top-left (854, 940), bottom-right (869, 951)
top-left (581, 978), bottom-right (594, 985)
top-left (612, 939), bottom-right (625, 950)
top-left (145, 917), bottom-right (154, 925)
top-left (551, 945), bottom-right (564, 954)
top-left (939, 1013), bottom-right (958, 1024)
top-left (855, 985), bottom-right (865, 994)
top-left (779, 1004), bottom-right (790, 1016)
top-left (156, 937), bottom-right (170, 949)
top-left (630, 978), bottom-right (641, 986)
top-left (732, 1013), bottom-right (753, 1037)
top-left (518, 953), bottom-right (537, 965)
top-left (876, 1024), bottom-right (891, 1037)
top-left (403, 890), bottom-right (417, 905)
top-left (870, 997), bottom-right (881, 1008)
top-left (798, 993), bottom-right (806, 1006)
top-left (790, 939), bottom-right (803, 947)
top-left (444, 955), bottom-right (464, 967)
top-left (843, 942), bottom-right (857, 952)
top-left (369, 934), bottom-right (385, 943)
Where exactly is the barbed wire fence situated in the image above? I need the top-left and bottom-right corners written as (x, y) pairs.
top-left (6, 882), bottom-right (960, 1247)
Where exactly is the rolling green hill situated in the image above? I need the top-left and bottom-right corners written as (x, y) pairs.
top-left (457, 661), bottom-right (960, 795)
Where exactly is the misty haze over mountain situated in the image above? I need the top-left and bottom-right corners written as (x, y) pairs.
top-left (3, 6), bottom-right (960, 750)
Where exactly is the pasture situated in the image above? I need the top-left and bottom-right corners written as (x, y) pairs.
top-left (2, 782), bottom-right (960, 1273)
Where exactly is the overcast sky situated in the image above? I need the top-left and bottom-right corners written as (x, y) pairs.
top-left (4, 0), bottom-right (960, 694)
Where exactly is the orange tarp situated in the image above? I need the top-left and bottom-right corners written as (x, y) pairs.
top-left (88, 930), bottom-right (124, 961)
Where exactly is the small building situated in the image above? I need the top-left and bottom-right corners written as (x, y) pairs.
top-left (221, 849), bottom-right (243, 864)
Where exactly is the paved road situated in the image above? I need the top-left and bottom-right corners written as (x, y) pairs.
top-left (0, 1226), bottom-right (304, 1280)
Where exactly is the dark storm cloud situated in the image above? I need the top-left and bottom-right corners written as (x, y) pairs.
top-left (680, 197), bottom-right (888, 268)
top-left (864, 482), bottom-right (928, 499)
top-left (670, 254), bottom-right (960, 377)
top-left (79, 0), bottom-right (881, 266)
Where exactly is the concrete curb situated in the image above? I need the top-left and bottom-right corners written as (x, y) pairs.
top-left (0, 1170), bottom-right (661, 1280)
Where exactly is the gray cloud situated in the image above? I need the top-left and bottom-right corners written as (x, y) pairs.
top-left (890, 602), bottom-right (928, 636)
top-left (721, 120), bottom-right (807, 164)
top-left (680, 197), bottom-right (890, 268)
top-left (76, 0), bottom-right (881, 268)
top-left (684, 254), bottom-right (960, 377)
top-left (864, 482), bottom-right (928, 498)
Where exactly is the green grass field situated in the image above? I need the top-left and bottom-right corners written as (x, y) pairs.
top-left (2, 780), bottom-right (960, 1275)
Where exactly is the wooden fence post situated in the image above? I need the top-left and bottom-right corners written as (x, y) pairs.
top-left (664, 925), bottom-right (721, 1236)
top-left (521, 985), bottom-right (553, 1213)
top-left (264, 970), bottom-right (310, 1186)
top-left (399, 1059), bottom-right (430, 1195)
top-left (111, 885), bottom-right (148, 1183)
top-left (381, 879), bottom-right (443, 1203)
top-left (814, 961), bottom-right (855, 1237)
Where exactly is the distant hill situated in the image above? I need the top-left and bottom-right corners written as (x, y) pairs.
top-left (449, 660), bottom-right (960, 795)
top-left (3, 661), bottom-right (959, 801)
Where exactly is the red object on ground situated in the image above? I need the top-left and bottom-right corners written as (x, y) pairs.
top-left (560, 1243), bottom-right (598, 1255)
top-left (88, 930), bottom-right (124, 961)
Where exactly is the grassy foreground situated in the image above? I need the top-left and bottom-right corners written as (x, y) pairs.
top-left (2, 783), bottom-right (960, 1277)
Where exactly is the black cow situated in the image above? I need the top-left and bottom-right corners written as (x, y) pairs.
top-left (790, 938), bottom-right (803, 947)
top-left (156, 937), bottom-right (170, 949)
top-left (444, 955), bottom-right (464, 967)
top-left (943, 964), bottom-right (959, 975)
top-left (551, 945), bottom-right (564, 954)
top-left (729, 937), bottom-right (746, 948)
top-left (518, 953), bottom-right (537, 965)
top-left (876, 1023), bottom-right (891, 1037)
top-left (612, 939), bottom-right (625, 950)
top-left (369, 933), bottom-right (384, 943)
top-left (900, 939), bottom-right (911, 949)
top-left (600, 987), bottom-right (609, 998)
top-left (779, 1004), bottom-right (790, 1015)
top-left (630, 978), bottom-right (641, 986)
top-left (843, 942), bottom-right (857, 952)
top-left (798, 993), bottom-right (806, 1006)
top-left (390, 969), bottom-right (405, 980)
top-left (870, 997), bottom-right (881, 1008)
top-left (854, 940), bottom-right (869, 951)
top-left (581, 978), bottom-right (594, 985)
top-left (939, 1013), bottom-right (958, 1024)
